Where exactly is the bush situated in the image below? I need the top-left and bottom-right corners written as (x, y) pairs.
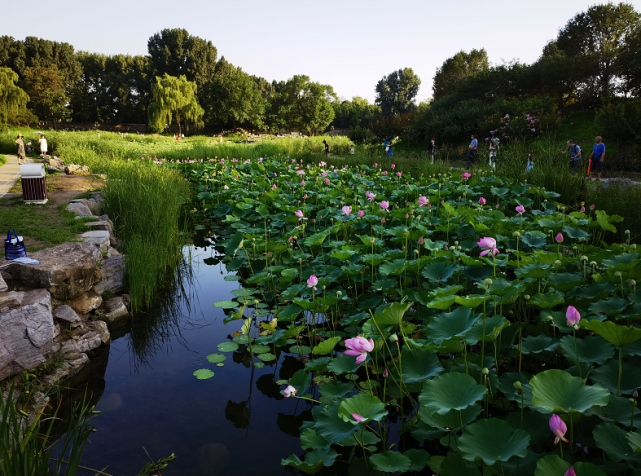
top-left (348, 125), bottom-right (374, 145)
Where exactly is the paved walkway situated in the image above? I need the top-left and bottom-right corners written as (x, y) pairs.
top-left (0, 155), bottom-right (33, 198)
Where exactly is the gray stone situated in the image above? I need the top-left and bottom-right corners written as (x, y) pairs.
top-left (0, 289), bottom-right (54, 380)
top-left (85, 221), bottom-right (116, 247)
top-left (64, 164), bottom-right (90, 175)
top-left (99, 296), bottom-right (129, 324)
top-left (41, 354), bottom-right (89, 386)
top-left (54, 305), bottom-right (82, 328)
top-left (93, 256), bottom-right (124, 295)
top-left (87, 320), bottom-right (110, 344)
top-left (61, 332), bottom-right (102, 354)
top-left (0, 291), bottom-right (24, 313)
top-left (47, 166), bottom-right (62, 174)
top-left (44, 157), bottom-right (64, 168)
top-left (80, 230), bottom-right (110, 253)
top-left (107, 246), bottom-right (121, 257)
top-left (0, 273), bottom-right (7, 292)
top-left (66, 202), bottom-right (93, 217)
top-left (68, 291), bottom-right (102, 315)
top-left (7, 242), bottom-right (101, 300)
top-left (86, 201), bottom-right (102, 216)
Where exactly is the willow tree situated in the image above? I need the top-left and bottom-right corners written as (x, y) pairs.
top-left (0, 67), bottom-right (29, 124)
top-left (148, 74), bottom-right (203, 135)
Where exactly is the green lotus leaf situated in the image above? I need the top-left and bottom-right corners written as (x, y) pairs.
top-left (342, 429), bottom-right (380, 447)
top-left (427, 295), bottom-right (458, 310)
top-left (422, 261), bottom-right (457, 283)
top-left (289, 345), bottom-right (312, 355)
top-left (463, 266), bottom-right (494, 282)
top-left (289, 369), bottom-right (312, 392)
top-left (206, 353), bottom-right (227, 364)
top-left (305, 357), bottom-right (331, 373)
top-left (300, 428), bottom-right (331, 450)
top-left (250, 344), bottom-right (271, 354)
top-left (520, 234), bottom-right (547, 248)
top-left (410, 421), bottom-right (448, 441)
top-left (193, 369), bottom-right (214, 380)
top-left (627, 430), bottom-right (641, 453)
top-left (458, 418), bottom-right (530, 465)
top-left (582, 320), bottom-right (641, 347)
top-left (369, 451), bottom-right (412, 473)
top-left (439, 452), bottom-right (481, 476)
top-left (337, 393), bottom-right (388, 423)
top-left (312, 336), bottom-right (341, 355)
top-left (399, 348), bottom-right (444, 384)
top-left (213, 300), bottom-right (239, 309)
top-left (594, 421), bottom-right (641, 463)
top-left (419, 372), bottom-right (487, 414)
top-left (379, 258), bottom-right (407, 275)
top-left (230, 288), bottom-right (258, 297)
top-left (327, 353), bottom-right (361, 375)
top-left (281, 455), bottom-right (322, 474)
top-left (418, 405), bottom-right (482, 432)
top-left (372, 302), bottom-right (411, 326)
top-left (586, 394), bottom-right (641, 428)
top-left (455, 294), bottom-right (488, 309)
top-left (549, 273), bottom-right (587, 293)
top-left (591, 359), bottom-right (641, 395)
top-left (528, 292), bottom-right (564, 309)
top-left (560, 335), bottom-right (615, 365)
top-left (466, 315), bottom-right (509, 345)
top-left (256, 352), bottom-right (276, 361)
top-left (542, 310), bottom-right (573, 334)
top-left (499, 372), bottom-right (533, 401)
top-left (530, 369), bottom-right (609, 413)
top-left (514, 263), bottom-right (550, 279)
top-left (520, 335), bottom-right (559, 354)
top-left (318, 381), bottom-right (355, 399)
top-left (426, 307), bottom-right (481, 345)
top-left (217, 342), bottom-right (239, 352)
top-left (314, 401), bottom-right (359, 443)
top-left (302, 447), bottom-right (339, 468)
top-left (304, 232), bottom-right (328, 247)
top-left (589, 297), bottom-right (628, 317)
top-left (224, 275), bottom-right (241, 281)
top-left (488, 278), bottom-right (519, 297)
top-left (562, 225), bottom-right (591, 241)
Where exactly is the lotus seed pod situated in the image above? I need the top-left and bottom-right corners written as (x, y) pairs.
top-left (633, 244), bottom-right (637, 251)
top-left (336, 291), bottom-right (343, 297)
top-left (454, 241), bottom-right (459, 246)
top-left (254, 299), bottom-right (260, 305)
top-left (513, 381), bottom-right (522, 390)
top-left (482, 368), bottom-right (489, 375)
top-left (630, 280), bottom-right (637, 288)
top-left (615, 271), bottom-right (623, 278)
top-left (484, 278), bottom-right (493, 286)
top-left (389, 334), bottom-right (399, 342)
top-left (554, 260), bottom-right (562, 267)
top-left (370, 237), bottom-right (376, 244)
top-left (323, 285), bottom-right (326, 290)
top-left (581, 256), bottom-right (588, 262)
top-left (581, 201), bottom-right (585, 206)
top-left (590, 261), bottom-right (597, 267)
top-left (513, 231), bottom-right (521, 237)
top-left (626, 230), bottom-right (631, 235)
top-left (524, 294), bottom-right (531, 300)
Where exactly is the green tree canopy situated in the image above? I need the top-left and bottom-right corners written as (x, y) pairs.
top-left (432, 49), bottom-right (488, 100)
top-left (147, 29), bottom-right (218, 91)
top-left (375, 68), bottom-right (421, 117)
top-left (148, 74), bottom-right (204, 136)
top-left (22, 64), bottom-right (69, 127)
top-left (202, 67), bottom-right (265, 131)
top-left (275, 75), bottom-right (337, 136)
top-left (555, 2), bottom-right (641, 97)
top-left (0, 67), bottom-right (29, 124)
top-left (331, 96), bottom-right (381, 129)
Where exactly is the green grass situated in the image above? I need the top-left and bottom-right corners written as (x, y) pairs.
top-left (0, 154), bottom-right (6, 166)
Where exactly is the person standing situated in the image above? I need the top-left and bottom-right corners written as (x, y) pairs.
top-left (38, 134), bottom-right (48, 158)
top-left (468, 135), bottom-right (478, 166)
top-left (589, 136), bottom-right (605, 181)
top-left (563, 140), bottom-right (582, 170)
top-left (15, 134), bottom-right (26, 164)
top-left (488, 138), bottom-right (499, 169)
top-left (386, 137), bottom-right (394, 157)
top-left (323, 140), bottom-right (329, 156)
top-left (427, 138), bottom-right (437, 163)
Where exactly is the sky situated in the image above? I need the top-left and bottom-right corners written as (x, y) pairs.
top-left (3, 0), bottom-right (641, 104)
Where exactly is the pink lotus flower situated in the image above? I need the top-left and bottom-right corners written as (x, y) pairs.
top-left (358, 210), bottom-right (364, 217)
top-left (272, 184), bottom-right (277, 190)
top-left (391, 164), bottom-right (395, 169)
top-left (580, 206), bottom-right (586, 213)
top-left (531, 128), bottom-right (536, 132)
top-left (566, 306), bottom-right (581, 327)
top-left (352, 413), bottom-right (366, 422)
top-left (342, 206), bottom-right (352, 216)
top-left (478, 237), bottom-right (499, 257)
top-left (515, 205), bottom-right (526, 214)
top-left (295, 210), bottom-right (308, 221)
top-left (374, 163), bottom-right (378, 167)
top-left (307, 274), bottom-right (318, 291)
top-left (590, 204), bottom-right (595, 210)
top-left (224, 185), bottom-right (229, 190)
top-left (381, 217), bottom-right (385, 223)
top-left (549, 414), bottom-right (568, 444)
top-left (418, 236), bottom-right (424, 245)
top-left (366, 191), bottom-right (376, 202)
top-left (382, 171), bottom-right (388, 175)
top-left (479, 197), bottom-right (486, 205)
top-left (462, 172), bottom-right (471, 180)
top-left (496, 204), bottom-right (500, 209)
top-left (555, 233), bottom-right (564, 243)
top-left (301, 180), bottom-right (306, 186)
top-left (284, 385), bottom-right (297, 398)
top-left (344, 336), bottom-right (374, 364)
top-left (564, 468), bottom-right (576, 476)
top-left (418, 196), bottom-right (429, 207)
top-left (303, 194), bottom-right (308, 199)
top-left (288, 236), bottom-right (294, 243)
top-left (325, 178), bottom-right (330, 185)
top-left (380, 201), bottom-right (390, 211)
top-left (322, 172), bottom-right (328, 177)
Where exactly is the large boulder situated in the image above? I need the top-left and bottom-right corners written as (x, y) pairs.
top-left (66, 202), bottom-right (93, 217)
top-left (98, 296), bottom-right (129, 325)
top-left (54, 305), bottom-right (82, 328)
top-left (0, 289), bottom-right (54, 380)
top-left (80, 230), bottom-right (110, 253)
top-left (0, 273), bottom-right (7, 292)
top-left (93, 256), bottom-right (124, 295)
top-left (68, 291), bottom-right (102, 315)
top-left (44, 157), bottom-right (64, 168)
top-left (64, 164), bottom-right (90, 175)
top-left (85, 221), bottom-right (116, 247)
top-left (0, 291), bottom-right (24, 313)
top-left (7, 242), bottom-right (102, 300)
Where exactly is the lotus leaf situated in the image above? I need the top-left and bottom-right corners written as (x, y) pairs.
top-left (337, 393), bottom-right (388, 423)
top-left (419, 373), bottom-right (487, 414)
top-left (458, 418), bottom-right (530, 465)
top-left (530, 369), bottom-right (609, 413)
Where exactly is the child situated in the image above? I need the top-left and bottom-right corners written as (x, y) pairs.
top-left (525, 153), bottom-right (534, 172)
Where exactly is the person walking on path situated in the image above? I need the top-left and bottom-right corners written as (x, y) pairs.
top-left (38, 134), bottom-right (48, 158)
top-left (563, 140), bottom-right (582, 170)
top-left (385, 137), bottom-right (394, 158)
top-left (323, 140), bottom-right (329, 156)
top-left (468, 135), bottom-right (478, 167)
top-left (15, 134), bottom-right (26, 165)
top-left (589, 136), bottom-right (605, 181)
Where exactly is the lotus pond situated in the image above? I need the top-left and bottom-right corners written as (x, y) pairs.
top-left (79, 155), bottom-right (641, 476)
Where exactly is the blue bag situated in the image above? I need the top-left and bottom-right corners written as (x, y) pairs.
top-left (5, 227), bottom-right (27, 260)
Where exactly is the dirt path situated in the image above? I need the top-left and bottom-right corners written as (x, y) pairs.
top-left (0, 155), bottom-right (33, 198)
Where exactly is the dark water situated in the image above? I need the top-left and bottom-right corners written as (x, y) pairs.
top-left (65, 245), bottom-right (311, 476)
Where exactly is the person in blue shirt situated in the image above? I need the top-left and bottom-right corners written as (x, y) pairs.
top-left (589, 136), bottom-right (606, 181)
top-left (563, 140), bottom-right (582, 170)
top-left (468, 135), bottom-right (478, 166)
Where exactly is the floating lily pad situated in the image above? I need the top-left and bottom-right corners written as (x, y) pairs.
top-left (206, 353), bottom-right (226, 364)
top-left (217, 342), bottom-right (239, 352)
top-left (193, 369), bottom-right (215, 380)
top-left (213, 300), bottom-right (239, 309)
top-left (318, 381), bottom-right (355, 399)
top-left (419, 372), bottom-right (487, 414)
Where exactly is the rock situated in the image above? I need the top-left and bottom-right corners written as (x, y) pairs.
top-left (93, 256), bottom-right (124, 295)
top-left (85, 221), bottom-right (117, 247)
top-left (107, 246), bottom-right (121, 257)
top-left (64, 164), bottom-right (90, 175)
top-left (41, 353), bottom-right (89, 387)
top-left (61, 332), bottom-right (102, 354)
top-left (0, 289), bottom-right (54, 380)
top-left (68, 291), bottom-right (102, 315)
top-left (0, 291), bottom-right (24, 312)
top-left (47, 166), bottom-right (62, 174)
top-left (7, 242), bottom-right (101, 300)
top-left (86, 201), bottom-right (102, 216)
top-left (87, 320), bottom-right (110, 344)
top-left (54, 305), bottom-right (82, 328)
top-left (44, 157), bottom-right (64, 168)
top-left (80, 230), bottom-right (110, 253)
top-left (66, 202), bottom-right (93, 217)
top-left (0, 273), bottom-right (7, 292)
top-left (99, 296), bottom-right (129, 324)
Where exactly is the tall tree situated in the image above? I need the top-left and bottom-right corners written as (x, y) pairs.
top-left (22, 64), bottom-right (69, 128)
top-left (375, 68), bottom-right (421, 117)
top-left (147, 29), bottom-right (217, 91)
top-left (276, 75), bottom-right (337, 136)
top-left (202, 67), bottom-right (265, 131)
top-left (432, 49), bottom-right (488, 100)
top-left (555, 2), bottom-right (641, 97)
top-left (148, 74), bottom-right (204, 136)
top-left (0, 67), bottom-right (29, 124)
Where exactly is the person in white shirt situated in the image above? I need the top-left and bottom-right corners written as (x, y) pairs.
top-left (38, 134), bottom-right (48, 158)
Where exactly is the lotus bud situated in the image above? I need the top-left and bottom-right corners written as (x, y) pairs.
top-left (630, 280), bottom-right (637, 289)
top-left (389, 334), bottom-right (398, 343)
top-left (634, 389), bottom-right (639, 398)
top-left (615, 271), bottom-right (623, 278)
top-left (482, 368), bottom-right (489, 375)
top-left (513, 381), bottom-right (522, 390)
top-left (513, 231), bottom-right (521, 238)
top-left (633, 244), bottom-right (637, 251)
top-left (414, 249), bottom-right (419, 255)
top-left (323, 285), bottom-right (326, 291)
top-left (383, 369), bottom-right (389, 378)
top-left (254, 299), bottom-right (260, 305)
top-left (554, 260), bottom-right (562, 267)
top-left (590, 261), bottom-right (597, 268)
top-left (370, 237), bottom-right (376, 244)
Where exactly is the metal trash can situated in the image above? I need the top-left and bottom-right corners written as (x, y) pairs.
top-left (21, 163), bottom-right (48, 204)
